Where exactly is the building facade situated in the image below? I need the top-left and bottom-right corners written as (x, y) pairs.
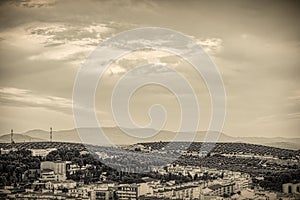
top-left (282, 183), bottom-right (300, 194)
top-left (40, 161), bottom-right (67, 181)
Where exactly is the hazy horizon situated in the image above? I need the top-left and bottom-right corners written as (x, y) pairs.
top-left (1, 126), bottom-right (300, 139)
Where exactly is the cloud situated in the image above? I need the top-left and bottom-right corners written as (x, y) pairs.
top-left (109, 65), bottom-right (127, 75)
top-left (288, 90), bottom-right (300, 102)
top-left (105, 36), bottom-right (222, 76)
top-left (0, 87), bottom-right (72, 114)
top-left (195, 37), bottom-right (223, 54)
top-left (0, 22), bottom-right (117, 63)
top-left (256, 112), bottom-right (300, 124)
top-left (4, 0), bottom-right (58, 8)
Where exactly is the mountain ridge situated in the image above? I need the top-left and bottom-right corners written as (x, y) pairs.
top-left (0, 127), bottom-right (299, 150)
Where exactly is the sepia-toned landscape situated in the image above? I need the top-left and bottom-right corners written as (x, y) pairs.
top-left (0, 0), bottom-right (299, 199)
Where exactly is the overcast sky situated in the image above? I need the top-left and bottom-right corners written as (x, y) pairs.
top-left (0, 0), bottom-right (299, 138)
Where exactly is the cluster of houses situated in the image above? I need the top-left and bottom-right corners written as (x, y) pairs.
top-left (0, 147), bottom-right (299, 199)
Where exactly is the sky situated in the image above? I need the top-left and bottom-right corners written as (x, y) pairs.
top-left (0, 0), bottom-right (299, 138)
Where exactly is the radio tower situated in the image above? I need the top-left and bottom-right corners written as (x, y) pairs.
top-left (50, 127), bottom-right (53, 142)
top-left (10, 129), bottom-right (14, 148)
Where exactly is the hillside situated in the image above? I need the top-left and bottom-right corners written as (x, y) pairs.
top-left (0, 127), bottom-right (299, 150)
top-left (0, 133), bottom-right (45, 143)
top-left (0, 141), bottom-right (298, 159)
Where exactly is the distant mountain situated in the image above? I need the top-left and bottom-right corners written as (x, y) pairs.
top-left (229, 136), bottom-right (300, 150)
top-left (262, 142), bottom-right (300, 150)
top-left (1, 127), bottom-right (299, 150)
top-left (0, 133), bottom-right (45, 143)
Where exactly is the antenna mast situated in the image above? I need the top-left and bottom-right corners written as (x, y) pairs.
top-left (50, 127), bottom-right (52, 142)
top-left (10, 129), bottom-right (14, 148)
top-left (11, 129), bottom-right (13, 143)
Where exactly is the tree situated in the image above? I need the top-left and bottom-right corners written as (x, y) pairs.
top-left (194, 173), bottom-right (198, 181)
top-left (62, 188), bottom-right (69, 193)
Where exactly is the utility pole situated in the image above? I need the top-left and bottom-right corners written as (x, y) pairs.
top-left (10, 129), bottom-right (14, 149)
top-left (50, 127), bottom-right (52, 142)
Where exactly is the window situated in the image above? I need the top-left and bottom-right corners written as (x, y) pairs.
top-left (288, 185), bottom-right (292, 193)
